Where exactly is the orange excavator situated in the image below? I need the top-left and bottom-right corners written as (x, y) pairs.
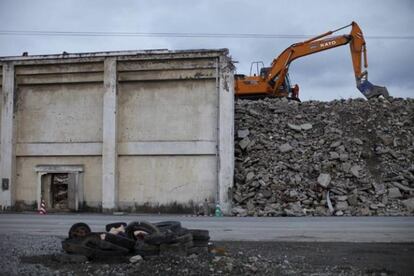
top-left (234, 22), bottom-right (389, 100)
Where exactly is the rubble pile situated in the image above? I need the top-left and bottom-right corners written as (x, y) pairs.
top-left (52, 174), bottom-right (69, 209)
top-left (233, 97), bottom-right (414, 216)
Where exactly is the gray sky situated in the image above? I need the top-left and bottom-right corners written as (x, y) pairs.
top-left (1, 0), bottom-right (413, 100)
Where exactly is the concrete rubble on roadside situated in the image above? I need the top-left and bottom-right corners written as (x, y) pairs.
top-left (233, 97), bottom-right (414, 216)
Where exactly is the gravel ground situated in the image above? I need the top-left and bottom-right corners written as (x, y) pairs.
top-left (1, 234), bottom-right (414, 275)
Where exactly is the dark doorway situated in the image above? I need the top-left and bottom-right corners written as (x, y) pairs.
top-left (51, 173), bottom-right (69, 210)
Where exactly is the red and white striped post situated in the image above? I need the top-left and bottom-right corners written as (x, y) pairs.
top-left (39, 199), bottom-right (47, 215)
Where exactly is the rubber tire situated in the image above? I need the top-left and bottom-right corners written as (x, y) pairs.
top-left (134, 241), bottom-right (160, 256)
top-left (183, 240), bottom-right (194, 249)
top-left (192, 240), bottom-right (209, 247)
top-left (172, 233), bottom-right (193, 244)
top-left (62, 238), bottom-right (95, 256)
top-left (144, 228), bottom-right (191, 245)
top-left (175, 227), bottom-right (190, 236)
top-left (144, 232), bottom-right (176, 245)
top-left (187, 246), bottom-right (208, 255)
top-left (104, 232), bottom-right (135, 251)
top-left (62, 235), bottom-right (129, 257)
top-left (82, 235), bottom-right (129, 256)
top-left (105, 222), bottom-right (127, 232)
top-left (154, 221), bottom-right (182, 233)
top-left (189, 229), bottom-right (210, 241)
top-left (160, 242), bottom-right (187, 256)
top-left (126, 221), bottom-right (160, 240)
top-left (68, 222), bottom-right (91, 239)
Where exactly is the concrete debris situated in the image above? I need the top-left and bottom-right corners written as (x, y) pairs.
top-left (335, 210), bottom-right (344, 216)
top-left (318, 174), bottom-right (331, 188)
top-left (279, 143), bottom-right (293, 153)
top-left (350, 165), bottom-right (361, 178)
top-left (301, 123), bottom-right (313, 130)
top-left (245, 171), bottom-right (255, 182)
top-left (401, 198), bottom-right (414, 212)
top-left (52, 174), bottom-right (69, 209)
top-left (372, 183), bottom-right (386, 195)
top-left (392, 182), bottom-right (413, 192)
top-left (352, 138), bottom-right (364, 145)
top-left (335, 201), bottom-right (349, 211)
top-left (288, 123), bottom-right (302, 131)
top-left (288, 123), bottom-right (313, 131)
top-left (238, 129), bottom-right (250, 138)
top-left (234, 97), bottom-right (414, 216)
top-left (239, 137), bottom-right (251, 150)
top-left (388, 188), bottom-right (402, 199)
top-left (232, 206), bottom-right (248, 217)
top-left (129, 255), bottom-right (143, 263)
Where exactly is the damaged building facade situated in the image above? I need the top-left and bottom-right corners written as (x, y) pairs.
top-left (0, 49), bottom-right (234, 214)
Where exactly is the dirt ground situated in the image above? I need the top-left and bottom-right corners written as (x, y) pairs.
top-left (1, 234), bottom-right (413, 275)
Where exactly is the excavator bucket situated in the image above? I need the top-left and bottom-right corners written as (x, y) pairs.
top-left (357, 79), bottom-right (389, 99)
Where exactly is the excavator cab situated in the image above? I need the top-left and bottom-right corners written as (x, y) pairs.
top-left (255, 63), bottom-right (300, 99)
top-left (259, 66), bottom-right (269, 78)
top-left (250, 61), bottom-right (265, 77)
top-left (235, 61), bottom-right (300, 99)
top-left (270, 70), bottom-right (300, 100)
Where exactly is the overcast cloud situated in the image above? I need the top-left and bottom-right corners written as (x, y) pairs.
top-left (0, 0), bottom-right (413, 100)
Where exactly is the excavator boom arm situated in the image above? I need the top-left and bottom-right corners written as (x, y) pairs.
top-left (234, 22), bottom-right (389, 99)
top-left (267, 22), bottom-right (367, 94)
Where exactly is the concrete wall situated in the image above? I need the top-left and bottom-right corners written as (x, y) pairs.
top-left (118, 80), bottom-right (217, 142)
top-left (118, 156), bottom-right (216, 209)
top-left (16, 83), bottom-right (103, 143)
top-left (0, 49), bottom-right (234, 213)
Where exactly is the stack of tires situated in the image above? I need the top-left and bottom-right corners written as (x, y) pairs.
top-left (62, 220), bottom-right (210, 259)
top-left (188, 229), bottom-right (210, 254)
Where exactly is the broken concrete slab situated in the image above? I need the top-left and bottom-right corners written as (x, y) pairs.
top-left (239, 137), bottom-right (251, 150)
top-left (300, 123), bottom-right (313, 130)
top-left (129, 255), bottom-right (143, 263)
top-left (288, 123), bottom-right (302, 131)
top-left (279, 143), bottom-right (293, 153)
top-left (402, 198), bottom-right (414, 212)
top-left (335, 201), bottom-right (349, 211)
top-left (238, 129), bottom-right (250, 138)
top-left (392, 182), bottom-right (413, 192)
top-left (388, 188), bottom-right (402, 199)
top-left (288, 123), bottom-right (313, 131)
top-left (232, 206), bottom-right (248, 217)
top-left (245, 171), bottom-right (255, 182)
top-left (350, 165), bottom-right (361, 178)
top-left (317, 174), bottom-right (331, 188)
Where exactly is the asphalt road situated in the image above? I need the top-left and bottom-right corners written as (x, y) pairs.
top-left (1, 213), bottom-right (413, 242)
